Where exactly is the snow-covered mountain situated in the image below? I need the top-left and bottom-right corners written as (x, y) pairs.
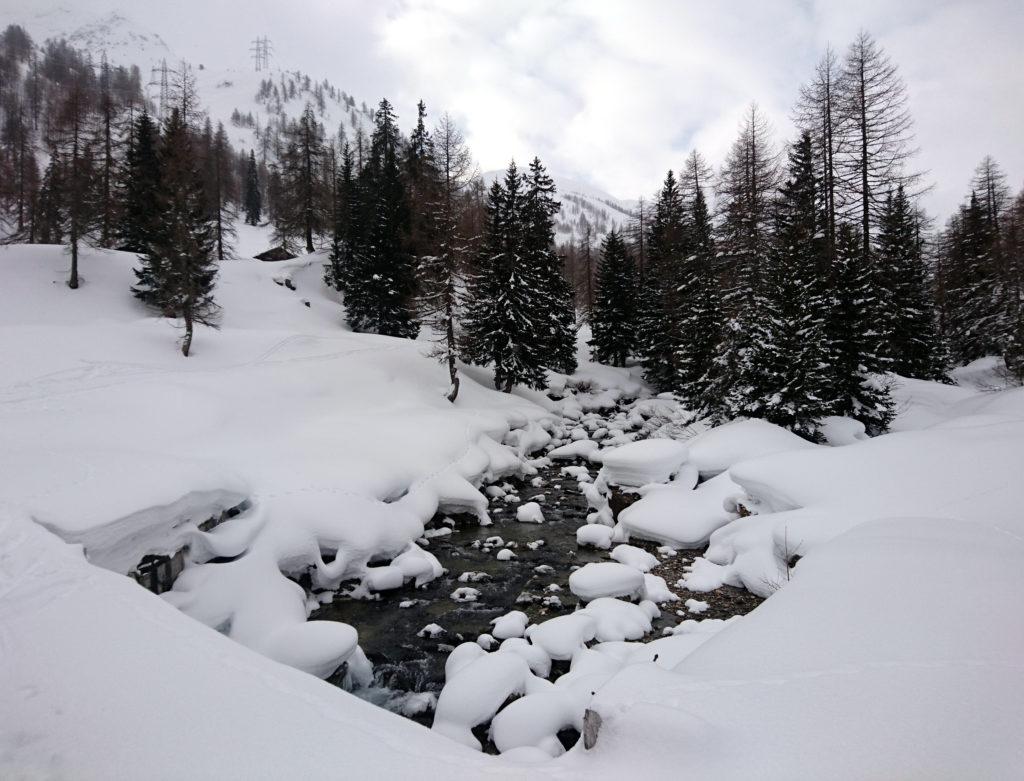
top-left (482, 170), bottom-right (637, 245)
top-left (10, 6), bottom-right (635, 246)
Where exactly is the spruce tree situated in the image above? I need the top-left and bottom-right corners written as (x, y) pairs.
top-left (589, 229), bottom-right (638, 367)
top-left (120, 109), bottom-right (161, 254)
top-left (351, 98), bottom-right (418, 338)
top-left (637, 170), bottom-right (687, 391)
top-left (523, 156), bottom-right (577, 375)
top-left (739, 131), bottom-right (833, 436)
top-left (462, 162), bottom-right (547, 392)
top-left (674, 184), bottom-right (722, 407)
top-left (243, 150), bottom-right (262, 226)
top-left (875, 185), bottom-right (944, 378)
top-left (139, 108), bottom-right (219, 356)
top-left (830, 222), bottom-right (895, 434)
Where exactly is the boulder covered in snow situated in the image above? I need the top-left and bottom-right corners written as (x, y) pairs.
top-left (687, 419), bottom-right (816, 478)
top-left (568, 562), bottom-right (645, 601)
top-left (599, 439), bottom-right (689, 487)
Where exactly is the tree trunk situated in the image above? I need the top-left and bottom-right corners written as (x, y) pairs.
top-left (181, 309), bottom-right (194, 357)
top-left (859, 56), bottom-right (871, 262)
top-left (445, 296), bottom-right (460, 402)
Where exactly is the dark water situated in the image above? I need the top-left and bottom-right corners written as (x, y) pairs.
top-left (311, 459), bottom-right (615, 709)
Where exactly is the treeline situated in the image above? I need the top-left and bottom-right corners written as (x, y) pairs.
top-left (589, 32), bottom-right (1024, 437)
top-left (0, 25), bottom-right (254, 353)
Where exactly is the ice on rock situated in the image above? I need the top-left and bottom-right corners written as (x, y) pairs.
top-left (525, 613), bottom-right (598, 660)
top-left (599, 439), bottom-right (690, 487)
top-left (516, 502), bottom-right (545, 524)
top-left (561, 465), bottom-right (593, 483)
top-left (610, 543), bottom-right (660, 572)
top-left (417, 623), bottom-right (445, 638)
top-left (457, 571), bottom-right (489, 583)
top-left (450, 587), bottom-right (480, 602)
top-left (534, 564), bottom-right (555, 575)
top-left (577, 524), bottom-right (615, 549)
top-left (569, 562), bottom-right (645, 601)
top-left (490, 610), bottom-right (530, 640)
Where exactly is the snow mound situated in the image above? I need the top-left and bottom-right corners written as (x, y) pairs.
top-left (599, 439), bottom-right (689, 487)
top-left (568, 562), bottom-right (645, 601)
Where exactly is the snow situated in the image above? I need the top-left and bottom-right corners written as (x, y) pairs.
top-left (608, 544), bottom-right (660, 572)
top-left (490, 610), bottom-right (530, 640)
top-left (576, 523), bottom-right (615, 549)
top-left (618, 472), bottom-right (742, 549)
top-left (524, 613), bottom-right (598, 661)
top-left (516, 501), bottom-right (545, 524)
top-left (432, 647), bottom-right (546, 750)
top-left (686, 418), bottom-right (817, 478)
top-left (568, 562), bottom-right (645, 601)
top-left (571, 516), bottom-right (1024, 779)
top-left (547, 439), bottom-right (601, 461)
top-left (684, 598), bottom-right (709, 614)
top-left (599, 439), bottom-right (689, 487)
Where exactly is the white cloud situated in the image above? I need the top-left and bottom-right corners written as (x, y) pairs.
top-left (4, 0), bottom-right (1022, 217)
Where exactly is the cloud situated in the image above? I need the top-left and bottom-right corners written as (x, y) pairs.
top-left (4, 0), bottom-right (1022, 217)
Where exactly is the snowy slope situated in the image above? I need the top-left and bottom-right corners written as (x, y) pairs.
top-left (483, 169), bottom-right (637, 245)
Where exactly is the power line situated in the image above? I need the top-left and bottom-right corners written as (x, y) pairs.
top-left (250, 36), bottom-right (273, 72)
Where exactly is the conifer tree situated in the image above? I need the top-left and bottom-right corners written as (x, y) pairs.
top-left (589, 229), bottom-right (638, 367)
top-left (417, 113), bottom-right (473, 401)
top-left (830, 222), bottom-right (895, 434)
top-left (138, 108), bottom-right (219, 356)
top-left (705, 105), bottom-right (780, 417)
top-left (274, 104), bottom-right (327, 252)
top-left (875, 184), bottom-right (944, 378)
top-left (243, 150), bottom-right (262, 225)
top-left (350, 98), bottom-right (418, 338)
top-left (523, 156), bottom-right (577, 375)
top-left (674, 184), bottom-right (722, 407)
top-left (637, 170), bottom-right (687, 391)
top-left (120, 109), bottom-right (160, 254)
top-left (736, 131), bottom-right (833, 436)
top-left (462, 163), bottom-right (547, 392)
top-left (326, 143), bottom-right (357, 295)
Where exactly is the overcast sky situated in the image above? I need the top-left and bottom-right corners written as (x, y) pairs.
top-left (9, 0), bottom-right (1024, 218)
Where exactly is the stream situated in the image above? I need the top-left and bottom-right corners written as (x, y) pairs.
top-left (311, 405), bottom-right (763, 726)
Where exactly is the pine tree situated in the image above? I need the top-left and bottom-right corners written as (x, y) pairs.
top-left (589, 229), bottom-right (638, 367)
top-left (139, 108), bottom-right (219, 356)
top-left (350, 98), bottom-right (418, 338)
top-left (522, 156), bottom-right (577, 375)
top-left (875, 185), bottom-right (944, 378)
top-left (830, 222), bottom-right (895, 434)
top-left (462, 162), bottom-right (547, 392)
top-left (243, 149), bottom-right (262, 225)
top-left (735, 131), bottom-right (833, 436)
top-left (637, 170), bottom-right (687, 391)
top-left (705, 104), bottom-right (780, 417)
top-left (674, 184), bottom-right (722, 407)
top-left (120, 109), bottom-right (161, 254)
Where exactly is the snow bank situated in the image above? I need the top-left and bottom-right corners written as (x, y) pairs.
top-left (687, 418), bottom-right (817, 477)
top-left (598, 439), bottom-right (689, 487)
top-left (572, 517), bottom-right (1024, 778)
top-left (618, 472), bottom-right (741, 549)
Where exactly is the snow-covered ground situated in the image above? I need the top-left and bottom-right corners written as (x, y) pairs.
top-left (3, 237), bottom-right (1024, 778)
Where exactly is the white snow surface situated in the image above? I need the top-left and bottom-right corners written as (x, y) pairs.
top-left (598, 439), bottom-right (689, 487)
